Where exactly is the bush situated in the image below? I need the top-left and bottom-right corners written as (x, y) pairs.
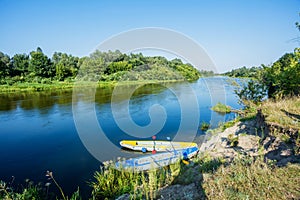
top-left (235, 79), bottom-right (267, 104)
top-left (227, 133), bottom-right (239, 147)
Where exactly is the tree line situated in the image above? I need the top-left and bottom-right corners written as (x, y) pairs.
top-left (225, 48), bottom-right (300, 100)
top-left (222, 66), bottom-right (263, 79)
top-left (226, 16), bottom-right (300, 100)
top-left (0, 48), bottom-right (201, 85)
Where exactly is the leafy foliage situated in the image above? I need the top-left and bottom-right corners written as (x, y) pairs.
top-left (261, 48), bottom-right (300, 98)
top-left (223, 66), bottom-right (263, 79)
top-left (0, 48), bottom-right (201, 85)
top-left (29, 47), bottom-right (54, 78)
top-left (226, 47), bottom-right (300, 100)
top-left (0, 52), bottom-right (11, 78)
top-left (235, 79), bottom-right (267, 104)
top-left (52, 52), bottom-right (79, 81)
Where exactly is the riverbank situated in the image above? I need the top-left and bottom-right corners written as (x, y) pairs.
top-left (0, 79), bottom-right (187, 93)
top-left (116, 97), bottom-right (300, 199)
top-left (1, 97), bottom-right (299, 199)
top-left (157, 98), bottom-right (300, 200)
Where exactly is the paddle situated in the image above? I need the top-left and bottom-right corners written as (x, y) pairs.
top-left (152, 135), bottom-right (157, 154)
top-left (166, 137), bottom-right (175, 151)
top-left (167, 137), bottom-right (190, 165)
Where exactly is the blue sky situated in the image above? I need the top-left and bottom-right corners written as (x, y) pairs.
top-left (0, 0), bottom-right (299, 72)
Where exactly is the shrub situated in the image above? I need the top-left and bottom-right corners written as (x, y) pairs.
top-left (227, 133), bottom-right (239, 147)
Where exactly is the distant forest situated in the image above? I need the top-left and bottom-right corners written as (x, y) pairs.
top-left (223, 48), bottom-right (300, 98)
top-left (0, 48), bottom-right (202, 85)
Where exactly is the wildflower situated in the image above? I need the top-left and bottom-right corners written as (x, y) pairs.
top-left (45, 182), bottom-right (51, 187)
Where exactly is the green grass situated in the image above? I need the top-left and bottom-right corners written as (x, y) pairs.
top-left (211, 102), bottom-right (231, 113)
top-left (2, 156), bottom-right (299, 200)
top-left (90, 160), bottom-right (181, 200)
top-left (0, 81), bottom-right (75, 93)
top-left (218, 119), bottom-right (238, 132)
top-left (202, 157), bottom-right (300, 200)
top-left (1, 97), bottom-right (299, 199)
top-left (0, 179), bottom-right (47, 200)
top-left (261, 97), bottom-right (300, 130)
top-left (0, 79), bottom-right (185, 93)
top-left (205, 119), bottom-right (239, 136)
top-left (0, 177), bottom-right (81, 200)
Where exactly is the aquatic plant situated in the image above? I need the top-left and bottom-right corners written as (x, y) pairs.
top-left (200, 122), bottom-right (210, 131)
top-left (211, 102), bottom-right (231, 113)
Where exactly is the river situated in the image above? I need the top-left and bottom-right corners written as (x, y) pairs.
top-left (0, 76), bottom-right (242, 197)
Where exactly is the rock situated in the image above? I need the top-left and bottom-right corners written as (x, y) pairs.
top-left (280, 149), bottom-right (293, 156)
top-left (237, 135), bottom-right (260, 153)
top-left (157, 183), bottom-right (203, 200)
top-left (115, 193), bottom-right (130, 200)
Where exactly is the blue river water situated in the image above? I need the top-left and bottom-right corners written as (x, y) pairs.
top-left (0, 76), bottom-right (242, 197)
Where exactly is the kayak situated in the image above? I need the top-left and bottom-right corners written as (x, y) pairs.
top-left (120, 140), bottom-right (198, 152)
top-left (115, 146), bottom-right (199, 171)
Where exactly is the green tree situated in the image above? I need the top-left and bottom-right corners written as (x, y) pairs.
top-left (29, 47), bottom-right (53, 77)
top-left (223, 66), bottom-right (262, 79)
top-left (262, 49), bottom-right (300, 98)
top-left (105, 61), bottom-right (132, 74)
top-left (0, 52), bottom-right (11, 77)
top-left (11, 54), bottom-right (29, 76)
top-left (52, 52), bottom-right (79, 80)
top-left (235, 79), bottom-right (267, 104)
top-left (77, 56), bottom-right (106, 81)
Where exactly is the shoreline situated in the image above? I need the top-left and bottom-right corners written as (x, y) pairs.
top-left (0, 79), bottom-right (189, 93)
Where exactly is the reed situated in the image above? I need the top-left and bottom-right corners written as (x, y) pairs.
top-left (90, 160), bottom-right (181, 200)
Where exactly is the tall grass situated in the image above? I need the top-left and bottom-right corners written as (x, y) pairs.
top-left (202, 156), bottom-right (300, 200)
top-left (0, 174), bottom-right (81, 200)
top-left (261, 97), bottom-right (300, 130)
top-left (0, 179), bottom-right (47, 200)
top-left (90, 161), bottom-right (181, 200)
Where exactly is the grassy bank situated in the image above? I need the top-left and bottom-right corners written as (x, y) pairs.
top-left (203, 156), bottom-right (300, 200)
top-left (1, 155), bottom-right (299, 200)
top-left (261, 97), bottom-right (300, 130)
top-left (1, 98), bottom-right (299, 199)
top-left (0, 79), bottom-right (186, 93)
top-left (0, 82), bottom-right (75, 93)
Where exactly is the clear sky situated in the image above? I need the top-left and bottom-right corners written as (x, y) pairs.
top-left (0, 0), bottom-right (299, 72)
